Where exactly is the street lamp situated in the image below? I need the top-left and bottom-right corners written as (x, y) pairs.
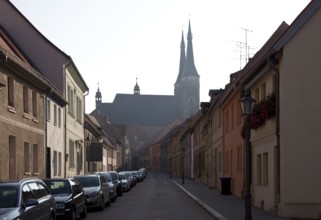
top-left (182, 148), bottom-right (185, 185)
top-left (240, 89), bottom-right (255, 220)
top-left (85, 135), bottom-right (91, 174)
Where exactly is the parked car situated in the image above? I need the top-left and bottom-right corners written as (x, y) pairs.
top-left (123, 171), bottom-right (136, 188)
top-left (139, 167), bottom-right (147, 179)
top-left (43, 178), bottom-right (87, 219)
top-left (95, 172), bottom-right (117, 202)
top-left (109, 171), bottom-right (122, 197)
top-left (118, 172), bottom-right (131, 192)
top-left (0, 178), bottom-right (56, 220)
top-left (138, 167), bottom-right (147, 179)
top-left (74, 174), bottom-right (111, 210)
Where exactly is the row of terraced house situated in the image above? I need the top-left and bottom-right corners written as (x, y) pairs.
top-left (144, 1), bottom-right (321, 219)
top-left (0, 1), bottom-right (132, 181)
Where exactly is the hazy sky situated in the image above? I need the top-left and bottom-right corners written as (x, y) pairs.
top-left (10, 0), bottom-right (310, 113)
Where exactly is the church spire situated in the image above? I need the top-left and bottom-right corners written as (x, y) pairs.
top-left (134, 77), bottom-right (140, 95)
top-left (95, 83), bottom-right (102, 108)
top-left (175, 30), bottom-right (186, 85)
top-left (183, 20), bottom-right (199, 77)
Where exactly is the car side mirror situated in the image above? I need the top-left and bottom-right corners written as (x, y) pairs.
top-left (25, 199), bottom-right (39, 207)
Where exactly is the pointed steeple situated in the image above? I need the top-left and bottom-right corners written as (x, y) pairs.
top-left (95, 83), bottom-right (102, 108)
top-left (134, 77), bottom-right (140, 95)
top-left (175, 30), bottom-right (186, 85)
top-left (183, 20), bottom-right (199, 77)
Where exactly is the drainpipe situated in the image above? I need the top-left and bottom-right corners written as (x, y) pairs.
top-left (44, 88), bottom-right (53, 178)
top-left (270, 57), bottom-right (280, 212)
top-left (63, 61), bottom-right (71, 177)
top-left (83, 90), bottom-right (89, 174)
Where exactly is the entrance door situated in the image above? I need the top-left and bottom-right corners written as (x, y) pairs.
top-left (46, 147), bottom-right (51, 178)
top-left (9, 136), bottom-right (16, 179)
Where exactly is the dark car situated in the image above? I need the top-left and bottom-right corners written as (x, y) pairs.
top-left (0, 178), bottom-right (56, 220)
top-left (74, 174), bottom-right (111, 210)
top-left (95, 172), bottom-right (117, 202)
top-left (43, 178), bottom-right (87, 219)
top-left (109, 171), bottom-right (122, 197)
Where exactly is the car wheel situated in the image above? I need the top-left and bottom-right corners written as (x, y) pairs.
top-left (99, 196), bottom-right (105, 211)
top-left (80, 205), bottom-right (87, 219)
top-left (70, 208), bottom-right (76, 220)
top-left (49, 213), bottom-right (55, 220)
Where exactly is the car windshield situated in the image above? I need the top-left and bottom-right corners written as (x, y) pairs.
top-left (96, 172), bottom-right (112, 182)
top-left (0, 185), bottom-right (18, 208)
top-left (43, 180), bottom-right (71, 194)
top-left (118, 173), bottom-right (126, 179)
top-left (110, 173), bottom-right (117, 180)
top-left (75, 176), bottom-right (99, 187)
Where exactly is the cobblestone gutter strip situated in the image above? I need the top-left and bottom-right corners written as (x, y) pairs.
top-left (171, 180), bottom-right (227, 220)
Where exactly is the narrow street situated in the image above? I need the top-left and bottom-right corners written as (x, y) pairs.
top-left (85, 172), bottom-right (215, 220)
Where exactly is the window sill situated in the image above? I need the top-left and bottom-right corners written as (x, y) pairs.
top-left (32, 117), bottom-right (39, 123)
top-left (8, 106), bottom-right (16, 114)
top-left (23, 113), bottom-right (30, 119)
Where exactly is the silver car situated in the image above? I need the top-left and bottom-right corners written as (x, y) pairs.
top-left (74, 174), bottom-right (111, 210)
top-left (95, 172), bottom-right (117, 202)
top-left (118, 172), bottom-right (131, 192)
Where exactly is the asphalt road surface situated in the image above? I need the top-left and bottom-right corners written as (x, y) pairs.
top-left (83, 172), bottom-right (215, 220)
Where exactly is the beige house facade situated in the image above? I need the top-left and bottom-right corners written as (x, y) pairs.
top-left (0, 29), bottom-right (64, 180)
top-left (65, 64), bottom-right (87, 177)
top-left (46, 96), bottom-right (66, 178)
top-left (273, 1), bottom-right (321, 218)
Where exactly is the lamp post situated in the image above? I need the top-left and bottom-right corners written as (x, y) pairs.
top-left (85, 136), bottom-right (91, 174)
top-left (240, 89), bottom-right (255, 220)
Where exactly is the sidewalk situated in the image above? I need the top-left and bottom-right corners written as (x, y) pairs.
top-left (166, 175), bottom-right (292, 220)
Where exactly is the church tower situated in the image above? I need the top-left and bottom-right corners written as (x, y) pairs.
top-left (174, 20), bottom-right (200, 119)
top-left (95, 84), bottom-right (102, 108)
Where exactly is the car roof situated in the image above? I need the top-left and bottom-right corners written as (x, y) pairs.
top-left (0, 178), bottom-right (41, 184)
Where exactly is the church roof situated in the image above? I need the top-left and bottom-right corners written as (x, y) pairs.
top-left (96, 93), bottom-right (180, 126)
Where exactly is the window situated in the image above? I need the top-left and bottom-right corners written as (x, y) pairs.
top-left (22, 184), bottom-right (34, 203)
top-left (218, 110), bottom-right (222, 128)
top-left (58, 108), bottom-right (61, 127)
top-left (32, 91), bottom-right (37, 118)
top-left (231, 105), bottom-right (234, 130)
top-left (9, 135), bottom-right (16, 180)
top-left (68, 85), bottom-right (74, 115)
top-left (33, 144), bottom-right (39, 174)
top-left (69, 140), bottom-right (75, 169)
top-left (224, 110), bottom-right (229, 134)
top-left (262, 153), bottom-right (268, 186)
top-left (54, 104), bottom-right (57, 125)
top-left (24, 142), bottom-right (30, 173)
top-left (47, 100), bottom-right (51, 121)
top-left (257, 154), bottom-right (262, 185)
top-left (23, 86), bottom-right (29, 114)
top-left (224, 151), bottom-right (229, 176)
top-left (8, 77), bottom-right (14, 108)
top-left (76, 97), bottom-right (82, 123)
top-left (53, 151), bottom-right (57, 176)
top-left (237, 104), bottom-right (242, 124)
